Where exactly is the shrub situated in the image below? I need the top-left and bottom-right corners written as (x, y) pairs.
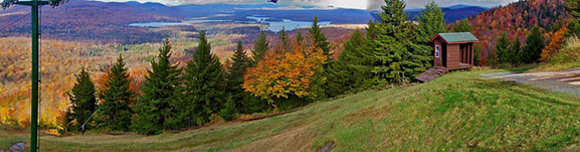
top-left (219, 97), bottom-right (238, 121)
top-left (549, 36), bottom-right (580, 63)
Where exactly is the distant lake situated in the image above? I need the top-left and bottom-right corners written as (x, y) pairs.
top-left (247, 16), bottom-right (331, 32)
top-left (129, 16), bottom-right (331, 32)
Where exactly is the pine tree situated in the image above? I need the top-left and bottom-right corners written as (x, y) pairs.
top-left (371, 0), bottom-right (431, 84)
top-left (523, 26), bottom-right (545, 63)
top-left (327, 30), bottom-right (374, 97)
top-left (227, 41), bottom-right (251, 113)
top-left (181, 32), bottom-right (227, 125)
top-left (252, 30), bottom-right (269, 65)
top-left (495, 33), bottom-right (510, 64)
top-left (132, 39), bottom-right (182, 135)
top-left (278, 28), bottom-right (291, 52)
top-left (219, 96), bottom-right (237, 121)
top-left (509, 37), bottom-right (522, 64)
top-left (568, 0), bottom-right (579, 18)
top-left (98, 55), bottom-right (135, 131)
top-left (415, 1), bottom-right (446, 43)
top-left (310, 16), bottom-right (331, 58)
top-left (296, 31), bottom-right (304, 46)
top-left (452, 20), bottom-right (472, 32)
top-left (309, 16), bottom-right (333, 99)
top-left (66, 69), bottom-right (98, 131)
top-left (568, 0), bottom-right (580, 37)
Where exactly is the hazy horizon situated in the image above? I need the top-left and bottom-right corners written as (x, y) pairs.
top-left (92, 0), bottom-right (517, 10)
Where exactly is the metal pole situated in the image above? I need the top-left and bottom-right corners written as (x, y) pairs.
top-left (31, 0), bottom-right (39, 151)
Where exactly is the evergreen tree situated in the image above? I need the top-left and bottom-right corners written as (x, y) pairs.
top-left (310, 16), bottom-right (331, 58)
top-left (367, 20), bottom-right (377, 40)
top-left (495, 33), bottom-right (511, 64)
top-left (415, 1), bottom-right (446, 43)
top-left (98, 55), bottom-right (135, 131)
top-left (452, 20), bottom-right (472, 32)
top-left (371, 0), bottom-right (432, 84)
top-left (132, 39), bottom-right (182, 135)
top-left (219, 96), bottom-right (237, 121)
top-left (568, 0), bottom-right (579, 18)
top-left (309, 16), bottom-right (332, 99)
top-left (227, 41), bottom-right (251, 113)
top-left (66, 69), bottom-right (98, 131)
top-left (252, 30), bottom-right (269, 65)
top-left (523, 26), bottom-right (545, 63)
top-left (278, 28), bottom-right (291, 52)
top-left (474, 44), bottom-right (482, 65)
top-left (568, 0), bottom-right (580, 36)
top-left (509, 37), bottom-right (522, 64)
top-left (569, 20), bottom-right (580, 37)
top-left (181, 32), bottom-right (227, 125)
top-left (296, 31), bottom-right (304, 46)
top-left (327, 30), bottom-right (374, 97)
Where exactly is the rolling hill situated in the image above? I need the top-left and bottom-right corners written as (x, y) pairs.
top-left (406, 4), bottom-right (488, 23)
top-left (458, 0), bottom-right (572, 64)
top-left (370, 4), bottom-right (488, 23)
top-left (3, 69), bottom-right (580, 151)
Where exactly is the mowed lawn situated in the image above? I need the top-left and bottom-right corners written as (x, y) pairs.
top-left (3, 70), bottom-right (580, 151)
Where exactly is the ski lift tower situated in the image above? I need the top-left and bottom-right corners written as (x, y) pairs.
top-left (1, 0), bottom-right (67, 151)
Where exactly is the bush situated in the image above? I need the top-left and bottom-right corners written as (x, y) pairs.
top-left (549, 36), bottom-right (580, 63)
top-left (241, 96), bottom-right (270, 114)
top-left (219, 97), bottom-right (238, 121)
top-left (568, 20), bottom-right (580, 37)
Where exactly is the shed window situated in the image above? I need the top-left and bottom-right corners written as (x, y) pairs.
top-left (435, 45), bottom-right (440, 58)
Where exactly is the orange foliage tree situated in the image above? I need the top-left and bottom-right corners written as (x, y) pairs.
top-left (541, 27), bottom-right (569, 61)
top-left (243, 42), bottom-right (326, 105)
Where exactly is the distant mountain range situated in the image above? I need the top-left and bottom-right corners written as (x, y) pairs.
top-left (407, 5), bottom-right (488, 23)
top-left (372, 4), bottom-right (489, 23)
top-left (0, 1), bottom-right (489, 43)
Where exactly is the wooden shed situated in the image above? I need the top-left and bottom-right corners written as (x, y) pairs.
top-left (416, 32), bottom-right (478, 82)
top-left (429, 32), bottom-right (479, 70)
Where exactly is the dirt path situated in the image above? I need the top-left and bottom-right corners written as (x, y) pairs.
top-left (482, 68), bottom-right (580, 97)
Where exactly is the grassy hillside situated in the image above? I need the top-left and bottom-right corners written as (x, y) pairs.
top-left (3, 70), bottom-right (580, 151)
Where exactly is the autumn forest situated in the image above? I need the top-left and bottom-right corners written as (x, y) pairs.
top-left (1, 0), bottom-right (580, 144)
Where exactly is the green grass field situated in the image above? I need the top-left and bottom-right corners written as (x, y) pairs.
top-left (3, 70), bottom-right (580, 151)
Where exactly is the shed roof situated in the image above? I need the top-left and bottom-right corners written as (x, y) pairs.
top-left (429, 32), bottom-right (479, 43)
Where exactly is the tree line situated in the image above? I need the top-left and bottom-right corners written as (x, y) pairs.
top-left (64, 0), bottom-right (564, 135)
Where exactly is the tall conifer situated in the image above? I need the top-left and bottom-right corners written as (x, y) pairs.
top-left (66, 69), bottom-right (98, 131)
top-left (98, 55), bottom-right (135, 131)
top-left (227, 41), bottom-right (251, 113)
top-left (278, 28), bottom-right (291, 52)
top-left (310, 16), bottom-right (331, 58)
top-left (327, 30), bottom-right (374, 97)
top-left (523, 26), bottom-right (545, 63)
top-left (415, 1), bottom-right (446, 43)
top-left (371, 0), bottom-right (431, 84)
top-left (132, 39), bottom-right (182, 135)
top-left (509, 37), bottom-right (522, 64)
top-left (495, 33), bottom-right (510, 64)
top-left (252, 30), bottom-right (269, 65)
top-left (181, 32), bottom-right (227, 125)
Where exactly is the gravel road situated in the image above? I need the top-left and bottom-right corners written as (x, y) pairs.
top-left (482, 68), bottom-right (580, 97)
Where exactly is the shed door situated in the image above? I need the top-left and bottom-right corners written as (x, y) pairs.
top-left (434, 40), bottom-right (442, 67)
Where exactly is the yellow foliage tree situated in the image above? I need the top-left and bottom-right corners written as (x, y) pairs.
top-left (243, 41), bottom-right (326, 105)
top-left (541, 27), bottom-right (569, 61)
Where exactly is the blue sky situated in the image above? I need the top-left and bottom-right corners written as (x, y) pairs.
top-left (95, 0), bottom-right (519, 9)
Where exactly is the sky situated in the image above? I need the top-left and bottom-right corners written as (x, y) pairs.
top-left (95, 0), bottom-right (519, 9)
